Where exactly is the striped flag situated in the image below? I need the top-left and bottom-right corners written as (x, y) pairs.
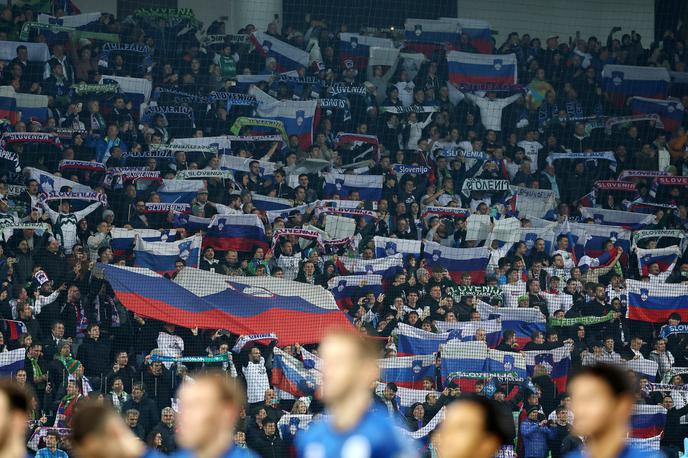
top-left (579, 207), bottom-right (655, 230)
top-left (373, 236), bottom-right (421, 259)
top-left (631, 97), bottom-right (684, 132)
top-left (133, 234), bottom-right (202, 275)
top-left (486, 348), bottom-right (527, 379)
top-left (322, 172), bottom-right (384, 200)
top-left (602, 65), bottom-right (670, 107)
top-left (1, 320), bottom-right (27, 341)
top-left (334, 254), bottom-right (404, 280)
top-left (457, 18), bottom-right (493, 53)
top-left (636, 246), bottom-right (680, 278)
top-left (0, 348), bottom-right (25, 376)
top-left (378, 354), bottom-right (436, 389)
top-left (251, 193), bottom-right (293, 212)
top-left (272, 348), bottom-right (321, 399)
top-left (396, 323), bottom-right (460, 356)
top-left (626, 359), bottom-right (659, 382)
top-left (440, 340), bottom-right (489, 390)
top-left (435, 319), bottom-right (502, 348)
top-left (564, 222), bottom-right (631, 261)
top-left (250, 86), bottom-right (317, 148)
top-left (99, 75), bottom-right (152, 108)
top-left (204, 214), bottom-right (268, 252)
top-left (630, 405), bottom-right (666, 439)
top-left (422, 241), bottom-right (490, 283)
top-left (404, 19), bottom-right (460, 56)
top-left (523, 346), bottom-right (571, 392)
top-left (627, 280), bottom-right (688, 323)
top-left (476, 302), bottom-right (546, 348)
top-left (339, 33), bottom-right (393, 70)
top-left (250, 31), bottom-right (310, 72)
top-left (157, 179), bottom-right (205, 203)
top-left (374, 382), bottom-right (435, 415)
top-left (447, 51), bottom-right (517, 86)
top-left (111, 227), bottom-right (178, 256)
top-left (327, 275), bottom-right (383, 309)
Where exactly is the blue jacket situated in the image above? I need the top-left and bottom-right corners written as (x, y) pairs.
top-left (521, 419), bottom-right (557, 458)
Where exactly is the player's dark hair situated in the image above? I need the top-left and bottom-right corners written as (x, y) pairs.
top-left (450, 395), bottom-right (515, 445)
top-left (0, 380), bottom-right (30, 414)
top-left (568, 363), bottom-right (634, 397)
top-left (71, 402), bottom-right (114, 445)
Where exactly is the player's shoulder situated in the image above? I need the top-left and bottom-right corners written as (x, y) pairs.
top-left (171, 446), bottom-right (259, 458)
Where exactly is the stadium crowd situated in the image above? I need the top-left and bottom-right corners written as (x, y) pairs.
top-left (0, 2), bottom-right (687, 457)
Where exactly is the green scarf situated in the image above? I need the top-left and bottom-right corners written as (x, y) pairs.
top-left (230, 117), bottom-right (288, 140)
top-left (58, 356), bottom-right (81, 375)
top-left (29, 357), bottom-right (43, 379)
top-left (548, 311), bottom-right (615, 327)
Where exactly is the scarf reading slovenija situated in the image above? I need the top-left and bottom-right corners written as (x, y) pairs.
top-left (98, 43), bottom-right (153, 70)
top-left (58, 160), bottom-right (107, 173)
top-left (70, 83), bottom-right (120, 96)
top-left (448, 286), bottom-right (503, 301)
top-left (175, 170), bottom-right (234, 180)
top-left (548, 311), bottom-right (615, 327)
top-left (271, 228), bottom-right (324, 251)
top-left (38, 191), bottom-right (108, 204)
top-left (448, 371), bottom-right (524, 382)
top-left (134, 7), bottom-right (199, 26)
top-left (1, 132), bottom-right (61, 148)
top-left (145, 202), bottom-right (191, 213)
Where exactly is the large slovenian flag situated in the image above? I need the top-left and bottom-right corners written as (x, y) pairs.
top-left (435, 319), bottom-right (502, 348)
top-left (373, 236), bottom-right (421, 259)
top-left (111, 228), bottom-right (178, 257)
top-left (0, 86), bottom-right (19, 123)
top-left (579, 207), bottom-right (655, 230)
top-left (272, 348), bottom-right (321, 399)
top-left (0, 349), bottom-right (25, 377)
top-left (204, 214), bottom-right (268, 252)
top-left (335, 254), bottom-right (404, 280)
top-left (627, 359), bottom-right (659, 382)
top-left (322, 172), bottom-right (383, 200)
top-left (631, 97), bottom-right (684, 133)
top-left (476, 302), bottom-right (546, 348)
top-left (102, 265), bottom-right (353, 345)
top-left (447, 51), bottom-right (517, 86)
top-left (523, 347), bottom-right (571, 392)
top-left (630, 405), bottom-right (667, 439)
top-left (327, 274), bottom-right (383, 309)
top-left (157, 179), bottom-right (205, 203)
top-left (636, 246), bottom-right (680, 278)
top-left (396, 323), bottom-right (459, 356)
top-left (627, 279), bottom-right (688, 323)
top-left (250, 31), bottom-right (310, 72)
top-left (340, 33), bottom-right (393, 70)
top-left (602, 65), bottom-right (670, 107)
top-left (423, 241), bottom-right (490, 283)
top-left (404, 19), bottom-right (460, 56)
top-left (133, 234), bottom-right (201, 275)
top-left (378, 354), bottom-right (436, 389)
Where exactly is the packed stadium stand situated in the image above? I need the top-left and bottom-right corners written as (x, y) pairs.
top-left (0, 0), bottom-right (687, 456)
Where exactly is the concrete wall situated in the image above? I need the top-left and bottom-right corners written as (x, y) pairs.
top-left (456, 0), bottom-right (655, 46)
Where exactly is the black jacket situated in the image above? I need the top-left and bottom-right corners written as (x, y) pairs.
top-left (251, 432), bottom-right (286, 458)
top-left (77, 336), bottom-right (112, 378)
top-left (121, 396), bottom-right (159, 436)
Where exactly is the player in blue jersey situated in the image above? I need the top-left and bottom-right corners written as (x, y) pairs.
top-left (566, 364), bottom-right (664, 458)
top-left (0, 380), bottom-right (34, 458)
top-left (71, 401), bottom-right (161, 458)
top-left (295, 330), bottom-right (416, 458)
top-left (172, 371), bottom-right (258, 458)
top-left (434, 395), bottom-right (515, 458)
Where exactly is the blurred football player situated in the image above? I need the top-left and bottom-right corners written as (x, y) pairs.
top-left (567, 364), bottom-right (663, 458)
top-left (295, 330), bottom-right (414, 458)
top-left (434, 395), bottom-right (515, 458)
top-left (173, 370), bottom-right (257, 458)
